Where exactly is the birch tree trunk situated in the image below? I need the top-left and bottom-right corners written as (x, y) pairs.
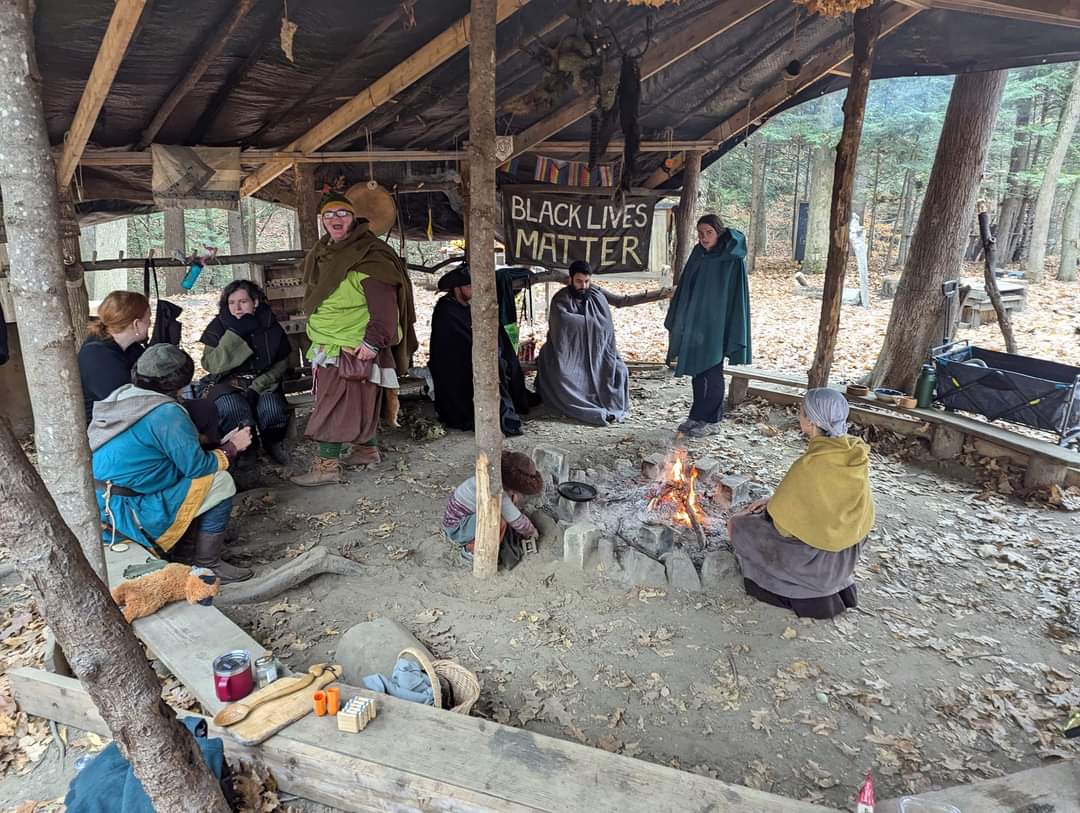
top-left (747, 138), bottom-right (768, 274)
top-left (870, 70), bottom-right (1008, 392)
top-left (0, 0), bottom-right (105, 580)
top-left (467, 0), bottom-right (502, 580)
top-left (0, 420), bottom-right (230, 813)
top-left (1058, 178), bottom-right (1080, 282)
top-left (1025, 63), bottom-right (1080, 281)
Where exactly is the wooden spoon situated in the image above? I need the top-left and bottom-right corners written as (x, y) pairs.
top-left (213, 665), bottom-right (327, 727)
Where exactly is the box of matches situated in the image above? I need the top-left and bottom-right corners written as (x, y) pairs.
top-left (337, 696), bottom-right (377, 733)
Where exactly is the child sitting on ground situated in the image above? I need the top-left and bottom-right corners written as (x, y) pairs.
top-left (444, 451), bottom-right (542, 565)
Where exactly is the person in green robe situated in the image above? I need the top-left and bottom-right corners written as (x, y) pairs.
top-left (665, 214), bottom-right (751, 436)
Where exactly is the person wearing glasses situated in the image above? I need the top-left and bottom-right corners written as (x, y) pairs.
top-left (290, 191), bottom-right (417, 487)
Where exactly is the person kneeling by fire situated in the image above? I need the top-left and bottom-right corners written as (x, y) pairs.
top-left (443, 451), bottom-right (542, 569)
top-left (726, 388), bottom-right (875, 619)
top-left (89, 344), bottom-right (254, 583)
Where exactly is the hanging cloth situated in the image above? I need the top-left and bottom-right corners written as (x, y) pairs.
top-left (143, 257), bottom-right (183, 346)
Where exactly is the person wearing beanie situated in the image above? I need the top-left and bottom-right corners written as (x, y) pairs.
top-left (442, 450), bottom-right (542, 567)
top-left (290, 190), bottom-right (418, 486)
top-left (87, 344), bottom-right (254, 582)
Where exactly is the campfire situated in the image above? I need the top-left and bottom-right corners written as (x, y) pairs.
top-left (646, 450), bottom-right (708, 532)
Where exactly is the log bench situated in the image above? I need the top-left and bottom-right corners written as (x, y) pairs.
top-left (726, 366), bottom-right (1080, 490)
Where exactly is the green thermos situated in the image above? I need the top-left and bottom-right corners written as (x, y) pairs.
top-left (915, 364), bottom-right (937, 408)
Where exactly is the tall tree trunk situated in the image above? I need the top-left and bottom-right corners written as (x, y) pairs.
top-left (293, 164), bottom-right (321, 249)
top-left (1025, 63), bottom-right (1080, 281)
top-left (467, 0), bottom-right (502, 580)
top-left (808, 4), bottom-right (881, 388)
top-left (0, 421), bottom-right (230, 813)
top-left (227, 208), bottom-right (249, 280)
top-left (802, 138), bottom-right (834, 274)
top-left (866, 147), bottom-right (881, 265)
top-left (673, 151), bottom-right (703, 284)
top-left (870, 70), bottom-right (1008, 392)
top-left (747, 138), bottom-right (768, 273)
top-left (0, 0), bottom-right (105, 580)
top-left (995, 96), bottom-right (1032, 263)
top-left (897, 178), bottom-right (922, 267)
top-left (163, 207), bottom-right (186, 294)
top-left (886, 168), bottom-right (912, 269)
top-left (59, 188), bottom-right (91, 346)
top-left (1058, 177), bottom-right (1080, 282)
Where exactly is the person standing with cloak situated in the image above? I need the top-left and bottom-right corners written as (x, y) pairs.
top-left (535, 261), bottom-right (629, 425)
top-left (428, 265), bottom-right (529, 436)
top-left (665, 214), bottom-right (751, 436)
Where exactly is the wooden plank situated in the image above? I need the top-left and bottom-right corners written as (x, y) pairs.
top-left (10, 667), bottom-right (839, 813)
top-left (879, 761), bottom-right (1080, 812)
top-left (55, 0), bottom-right (149, 186)
top-left (646, 5), bottom-right (921, 187)
top-left (73, 149), bottom-right (465, 167)
top-left (895, 0), bottom-right (1080, 27)
top-left (104, 545), bottom-right (263, 714)
top-left (136, 0), bottom-right (258, 149)
top-left (746, 383), bottom-right (932, 437)
top-left (510, 0), bottom-right (775, 161)
top-left (240, 0), bottom-right (534, 197)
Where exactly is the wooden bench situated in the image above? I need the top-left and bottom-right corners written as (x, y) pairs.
top-left (726, 366), bottom-right (1080, 490)
top-left (10, 545), bottom-right (835, 813)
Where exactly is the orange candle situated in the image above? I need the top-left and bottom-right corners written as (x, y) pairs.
top-left (326, 686), bottom-right (340, 715)
top-left (313, 691), bottom-right (327, 716)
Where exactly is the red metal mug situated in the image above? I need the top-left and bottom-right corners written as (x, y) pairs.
top-left (213, 650), bottom-right (253, 702)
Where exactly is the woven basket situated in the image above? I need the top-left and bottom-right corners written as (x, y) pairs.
top-left (399, 647), bottom-right (480, 715)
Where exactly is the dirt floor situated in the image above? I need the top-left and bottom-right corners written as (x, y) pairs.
top-left (2, 264), bottom-right (1079, 813)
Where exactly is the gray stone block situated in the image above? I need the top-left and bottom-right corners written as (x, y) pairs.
top-left (597, 537), bottom-right (620, 577)
top-left (533, 446), bottom-right (571, 489)
top-left (662, 549), bottom-right (702, 593)
top-left (717, 475), bottom-right (752, 508)
top-left (700, 550), bottom-right (739, 593)
top-left (614, 458), bottom-right (635, 476)
top-left (620, 547), bottom-right (667, 588)
top-left (693, 456), bottom-right (721, 483)
top-left (641, 453), bottom-right (667, 480)
top-left (564, 522), bottom-right (602, 570)
top-left (636, 522), bottom-right (674, 560)
top-left (556, 496), bottom-right (592, 524)
top-left (336, 618), bottom-right (431, 685)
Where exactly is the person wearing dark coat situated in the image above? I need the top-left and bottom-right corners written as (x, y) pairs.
top-left (428, 265), bottom-right (529, 436)
top-left (78, 291), bottom-right (151, 424)
top-left (665, 213), bottom-right (752, 437)
top-left (199, 280), bottom-right (292, 464)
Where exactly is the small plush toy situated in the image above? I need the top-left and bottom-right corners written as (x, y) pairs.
top-left (111, 563), bottom-right (220, 622)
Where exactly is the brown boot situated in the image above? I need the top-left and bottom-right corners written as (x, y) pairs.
top-left (194, 531), bottom-right (253, 583)
top-left (343, 444), bottom-right (381, 467)
top-left (289, 456), bottom-right (342, 487)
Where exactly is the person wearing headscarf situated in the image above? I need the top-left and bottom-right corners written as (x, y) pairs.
top-left (199, 280), bottom-right (292, 465)
top-left (443, 450), bottom-right (541, 568)
top-left (534, 261), bottom-right (630, 426)
top-left (290, 191), bottom-right (418, 487)
top-left (665, 213), bottom-right (751, 437)
top-left (427, 264), bottom-right (529, 436)
top-left (88, 344), bottom-right (253, 582)
top-left (726, 388), bottom-right (874, 619)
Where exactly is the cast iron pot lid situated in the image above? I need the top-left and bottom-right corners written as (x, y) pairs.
top-left (557, 481), bottom-right (598, 502)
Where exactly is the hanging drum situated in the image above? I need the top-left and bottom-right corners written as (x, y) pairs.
top-left (345, 180), bottom-right (397, 236)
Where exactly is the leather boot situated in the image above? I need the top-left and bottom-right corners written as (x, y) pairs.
top-left (194, 531), bottom-right (253, 583)
top-left (289, 456), bottom-right (342, 487)
top-left (343, 444), bottom-right (381, 467)
top-left (265, 439), bottom-right (290, 466)
top-left (169, 524), bottom-right (200, 565)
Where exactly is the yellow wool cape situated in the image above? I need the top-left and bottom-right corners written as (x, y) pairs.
top-left (768, 435), bottom-right (875, 552)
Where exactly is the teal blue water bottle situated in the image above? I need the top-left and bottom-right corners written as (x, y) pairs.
top-left (180, 261), bottom-right (203, 290)
top-left (915, 364), bottom-right (937, 408)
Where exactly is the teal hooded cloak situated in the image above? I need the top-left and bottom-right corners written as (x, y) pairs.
top-left (665, 228), bottom-right (752, 377)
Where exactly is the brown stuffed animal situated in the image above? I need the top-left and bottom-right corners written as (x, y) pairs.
top-left (111, 564), bottom-right (220, 622)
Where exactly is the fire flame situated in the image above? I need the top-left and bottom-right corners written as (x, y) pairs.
top-left (646, 451), bottom-right (707, 528)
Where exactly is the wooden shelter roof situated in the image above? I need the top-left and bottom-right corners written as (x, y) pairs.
top-left (30, 0), bottom-right (1080, 235)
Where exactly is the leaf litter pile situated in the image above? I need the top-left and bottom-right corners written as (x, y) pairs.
top-left (2, 265), bottom-right (1079, 811)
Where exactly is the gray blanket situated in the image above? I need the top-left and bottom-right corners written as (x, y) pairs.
top-left (536, 287), bottom-right (629, 426)
top-left (729, 511), bottom-right (861, 599)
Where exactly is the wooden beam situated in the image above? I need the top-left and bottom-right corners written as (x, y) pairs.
top-left (55, 0), bottom-right (148, 186)
top-left (72, 149), bottom-right (465, 166)
top-left (9, 666), bottom-right (840, 813)
top-left (894, 0), bottom-right (1080, 27)
top-left (240, 0), bottom-right (533, 197)
top-left (136, 0), bottom-right (258, 149)
top-left (672, 151), bottom-right (703, 285)
top-left (647, 4), bottom-right (922, 187)
top-left (808, 4), bottom-right (882, 389)
top-left (510, 0), bottom-right (776, 160)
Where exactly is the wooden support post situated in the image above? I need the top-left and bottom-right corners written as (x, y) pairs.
top-left (162, 208), bottom-right (186, 294)
top-left (0, 1), bottom-right (106, 582)
top-left (58, 187), bottom-right (90, 347)
top-left (727, 375), bottom-right (749, 409)
top-left (931, 425), bottom-right (965, 459)
top-left (1023, 455), bottom-right (1068, 491)
top-left (294, 164), bottom-right (321, 249)
top-left (672, 151), bottom-right (703, 286)
top-left (808, 5), bottom-right (882, 389)
top-left (468, 0), bottom-right (502, 580)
